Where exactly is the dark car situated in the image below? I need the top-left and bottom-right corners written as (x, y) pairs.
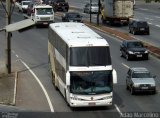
top-left (120, 40), bottom-right (149, 60)
top-left (52, 0), bottom-right (69, 12)
top-left (62, 12), bottom-right (82, 22)
top-left (83, 2), bottom-right (98, 14)
top-left (129, 20), bottom-right (150, 35)
top-left (126, 67), bottom-right (156, 95)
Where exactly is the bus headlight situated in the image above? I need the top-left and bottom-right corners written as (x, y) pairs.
top-left (70, 96), bottom-right (82, 101)
top-left (101, 96), bottom-right (112, 100)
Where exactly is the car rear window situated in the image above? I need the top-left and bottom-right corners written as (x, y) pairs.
top-left (67, 13), bottom-right (80, 18)
top-left (137, 22), bottom-right (148, 27)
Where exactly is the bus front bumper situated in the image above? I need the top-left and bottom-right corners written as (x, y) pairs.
top-left (69, 99), bottom-right (112, 107)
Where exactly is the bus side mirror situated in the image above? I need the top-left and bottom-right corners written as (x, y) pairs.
top-left (113, 69), bottom-right (117, 84)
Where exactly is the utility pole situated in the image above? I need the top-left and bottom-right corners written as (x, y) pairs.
top-left (90, 0), bottom-right (92, 23)
top-left (97, 0), bottom-right (101, 25)
top-left (6, 0), bottom-right (12, 74)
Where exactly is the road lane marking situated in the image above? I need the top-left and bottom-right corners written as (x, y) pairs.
top-left (122, 63), bottom-right (130, 69)
top-left (155, 16), bottom-right (160, 19)
top-left (155, 25), bottom-right (160, 27)
top-left (15, 54), bottom-right (19, 58)
top-left (20, 59), bottom-right (54, 112)
top-left (139, 8), bottom-right (148, 11)
top-left (148, 22), bottom-right (152, 25)
top-left (114, 104), bottom-right (122, 116)
top-left (145, 18), bottom-right (153, 21)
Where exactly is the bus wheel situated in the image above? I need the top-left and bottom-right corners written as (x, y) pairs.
top-left (65, 90), bottom-right (70, 106)
top-left (52, 73), bottom-right (58, 90)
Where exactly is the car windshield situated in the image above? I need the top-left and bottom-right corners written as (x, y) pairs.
top-left (67, 13), bottom-right (81, 18)
top-left (70, 71), bottom-right (113, 95)
top-left (132, 72), bottom-right (152, 78)
top-left (127, 42), bottom-right (144, 48)
top-left (91, 4), bottom-right (98, 7)
top-left (36, 8), bottom-right (53, 15)
top-left (22, 2), bottom-right (30, 5)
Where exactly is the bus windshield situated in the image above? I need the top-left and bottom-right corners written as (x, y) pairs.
top-left (70, 71), bottom-right (113, 95)
top-left (70, 47), bottom-right (111, 66)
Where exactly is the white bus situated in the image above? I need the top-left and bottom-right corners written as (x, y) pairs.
top-left (48, 22), bottom-right (117, 107)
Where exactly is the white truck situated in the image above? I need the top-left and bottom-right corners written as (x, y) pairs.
top-left (100, 0), bottom-right (134, 25)
top-left (31, 4), bottom-right (54, 26)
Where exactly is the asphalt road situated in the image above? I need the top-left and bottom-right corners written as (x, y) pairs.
top-left (66, 0), bottom-right (160, 48)
top-left (0, 2), bottom-right (160, 117)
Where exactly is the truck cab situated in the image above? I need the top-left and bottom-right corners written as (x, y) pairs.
top-left (31, 4), bottom-right (54, 26)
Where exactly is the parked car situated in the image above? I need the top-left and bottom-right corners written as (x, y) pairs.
top-left (129, 20), bottom-right (150, 35)
top-left (126, 67), bottom-right (156, 95)
top-left (120, 40), bottom-right (149, 60)
top-left (52, 0), bottom-right (69, 12)
top-left (61, 12), bottom-right (82, 22)
top-left (83, 2), bottom-right (98, 14)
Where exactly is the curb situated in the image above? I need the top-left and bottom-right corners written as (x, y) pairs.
top-left (11, 71), bottom-right (18, 106)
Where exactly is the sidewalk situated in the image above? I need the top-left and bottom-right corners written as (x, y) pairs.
top-left (0, 72), bottom-right (17, 106)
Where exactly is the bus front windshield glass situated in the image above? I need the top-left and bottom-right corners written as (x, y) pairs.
top-left (70, 47), bottom-right (111, 66)
top-left (70, 71), bottom-right (113, 95)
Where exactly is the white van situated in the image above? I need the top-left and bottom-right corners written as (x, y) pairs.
top-left (31, 4), bottom-right (54, 26)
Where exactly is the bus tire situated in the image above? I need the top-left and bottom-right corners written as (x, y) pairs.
top-left (52, 73), bottom-right (58, 90)
top-left (65, 90), bottom-right (70, 106)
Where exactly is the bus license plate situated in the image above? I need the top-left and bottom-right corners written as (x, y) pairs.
top-left (88, 102), bottom-right (96, 106)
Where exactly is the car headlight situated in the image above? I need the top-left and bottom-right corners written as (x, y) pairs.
top-left (144, 50), bottom-right (149, 53)
top-left (50, 16), bottom-right (54, 20)
top-left (128, 51), bottom-right (134, 54)
top-left (134, 84), bottom-right (139, 87)
top-left (36, 16), bottom-right (39, 19)
top-left (150, 84), bottom-right (155, 87)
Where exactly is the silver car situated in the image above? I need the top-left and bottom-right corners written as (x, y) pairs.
top-left (126, 67), bottom-right (156, 95)
top-left (83, 2), bottom-right (98, 14)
